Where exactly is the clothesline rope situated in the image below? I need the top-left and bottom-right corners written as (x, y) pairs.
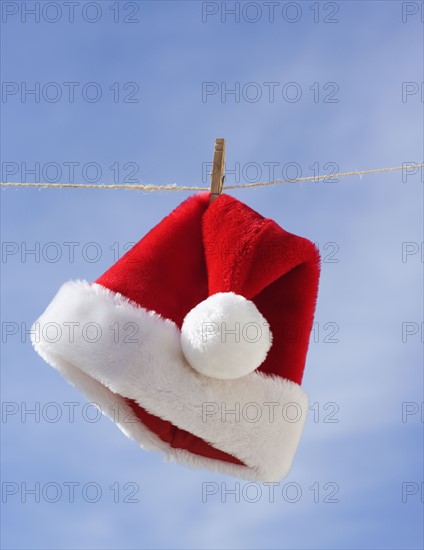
top-left (0, 164), bottom-right (422, 192)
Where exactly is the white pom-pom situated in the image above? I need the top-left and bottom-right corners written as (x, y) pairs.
top-left (181, 292), bottom-right (272, 380)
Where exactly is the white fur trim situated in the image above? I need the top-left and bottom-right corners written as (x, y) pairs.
top-left (181, 292), bottom-right (272, 380)
top-left (32, 280), bottom-right (308, 482)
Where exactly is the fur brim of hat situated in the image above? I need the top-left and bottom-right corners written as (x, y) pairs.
top-left (32, 280), bottom-right (308, 482)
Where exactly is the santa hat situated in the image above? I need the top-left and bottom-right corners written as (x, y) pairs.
top-left (32, 193), bottom-right (320, 482)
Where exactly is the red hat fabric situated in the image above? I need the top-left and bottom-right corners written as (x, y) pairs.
top-left (32, 193), bottom-right (320, 481)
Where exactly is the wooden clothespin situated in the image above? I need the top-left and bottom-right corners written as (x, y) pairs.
top-left (210, 138), bottom-right (226, 203)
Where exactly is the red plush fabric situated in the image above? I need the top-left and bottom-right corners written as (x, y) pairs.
top-left (202, 195), bottom-right (320, 385)
top-left (97, 193), bottom-right (211, 328)
top-left (96, 192), bottom-right (320, 466)
top-left (124, 398), bottom-right (244, 466)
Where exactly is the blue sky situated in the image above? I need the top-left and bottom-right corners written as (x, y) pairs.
top-left (1, 1), bottom-right (423, 549)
